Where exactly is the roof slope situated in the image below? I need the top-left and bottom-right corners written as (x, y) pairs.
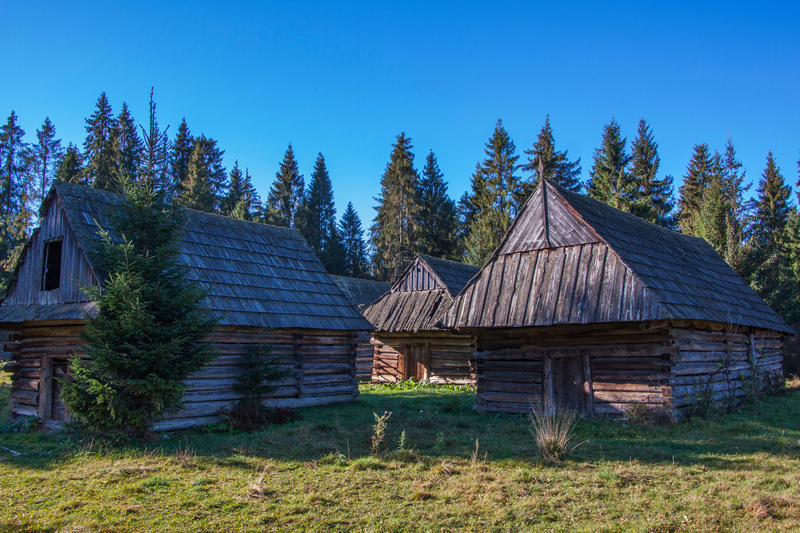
top-left (444, 180), bottom-right (792, 334)
top-left (364, 254), bottom-right (479, 332)
top-left (0, 181), bottom-right (371, 330)
top-left (330, 275), bottom-right (389, 311)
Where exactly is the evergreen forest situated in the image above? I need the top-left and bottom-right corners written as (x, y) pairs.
top-left (2, 93), bottom-right (800, 325)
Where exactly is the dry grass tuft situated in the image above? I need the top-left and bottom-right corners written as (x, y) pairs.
top-left (746, 495), bottom-right (800, 520)
top-left (529, 407), bottom-right (577, 461)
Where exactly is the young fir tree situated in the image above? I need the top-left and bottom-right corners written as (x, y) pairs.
top-left (170, 118), bottom-right (193, 196)
top-left (718, 138), bottom-right (749, 273)
top-left (61, 178), bottom-right (217, 437)
top-left (627, 118), bottom-right (675, 227)
top-left (463, 120), bottom-right (521, 266)
top-left (340, 201), bottom-right (369, 278)
top-left (222, 161), bottom-right (245, 216)
top-left (83, 92), bottom-right (118, 191)
top-left (677, 143), bottom-right (714, 234)
top-left (521, 115), bottom-right (582, 195)
top-left (55, 143), bottom-right (85, 184)
top-left (587, 118), bottom-right (633, 211)
top-left (370, 133), bottom-right (421, 280)
top-left (114, 102), bottom-right (143, 186)
top-left (297, 153), bottom-right (339, 270)
top-left (223, 166), bottom-right (260, 221)
top-left (30, 117), bottom-right (63, 209)
top-left (0, 111), bottom-right (33, 284)
top-left (267, 144), bottom-right (305, 228)
top-left (416, 150), bottom-right (458, 260)
top-left (695, 166), bottom-right (730, 256)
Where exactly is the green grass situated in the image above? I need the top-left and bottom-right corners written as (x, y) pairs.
top-left (1, 373), bottom-right (799, 532)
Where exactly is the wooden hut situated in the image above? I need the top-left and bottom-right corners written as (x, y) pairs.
top-left (364, 254), bottom-right (479, 384)
top-left (442, 180), bottom-right (792, 419)
top-left (0, 182), bottom-right (373, 430)
top-left (330, 275), bottom-right (389, 381)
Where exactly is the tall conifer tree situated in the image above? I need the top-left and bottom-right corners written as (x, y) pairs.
top-left (416, 150), bottom-right (458, 259)
top-left (341, 202), bottom-right (369, 278)
top-left (463, 120), bottom-right (520, 266)
top-left (0, 111), bottom-right (33, 284)
top-left (170, 118), bottom-right (193, 196)
top-left (677, 143), bottom-right (714, 234)
top-left (180, 136), bottom-right (216, 212)
top-left (627, 119), bottom-right (675, 227)
top-left (83, 92), bottom-right (118, 191)
top-left (138, 90), bottom-right (171, 193)
top-left (114, 102), bottom-right (143, 186)
top-left (55, 143), bottom-right (84, 184)
top-left (297, 153), bottom-right (337, 259)
top-left (521, 115), bottom-right (582, 195)
top-left (371, 133), bottom-right (421, 280)
top-left (267, 144), bottom-right (304, 227)
top-left (30, 117), bottom-right (63, 208)
top-left (587, 118), bottom-right (633, 210)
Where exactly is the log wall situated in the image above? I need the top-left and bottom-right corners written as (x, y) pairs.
top-left (470, 321), bottom-right (785, 419)
top-left (3, 323), bottom-right (360, 431)
top-left (371, 331), bottom-right (475, 385)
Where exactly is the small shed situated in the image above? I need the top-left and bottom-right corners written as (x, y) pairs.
top-left (1, 182), bottom-right (373, 430)
top-left (364, 254), bottom-right (479, 384)
top-left (330, 275), bottom-right (389, 381)
top-left (442, 180), bottom-right (792, 418)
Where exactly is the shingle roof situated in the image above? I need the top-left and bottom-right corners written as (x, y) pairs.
top-left (444, 180), bottom-right (792, 334)
top-left (4, 181), bottom-right (372, 331)
top-left (416, 254), bottom-right (480, 296)
top-left (330, 275), bottom-right (389, 311)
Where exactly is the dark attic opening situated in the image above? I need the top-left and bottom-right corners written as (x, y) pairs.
top-left (41, 239), bottom-right (63, 291)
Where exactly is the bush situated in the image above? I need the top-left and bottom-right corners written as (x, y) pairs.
top-left (529, 407), bottom-right (577, 461)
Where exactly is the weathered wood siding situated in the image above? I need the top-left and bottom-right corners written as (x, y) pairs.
top-left (670, 327), bottom-right (784, 415)
top-left (393, 259), bottom-right (442, 292)
top-left (354, 331), bottom-right (374, 382)
top-left (5, 323), bottom-right (360, 431)
top-left (447, 244), bottom-right (659, 329)
top-left (473, 324), bottom-right (674, 414)
top-left (372, 332), bottom-right (475, 385)
top-left (5, 198), bottom-right (96, 306)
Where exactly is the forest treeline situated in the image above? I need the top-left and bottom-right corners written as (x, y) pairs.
top-left (1, 92), bottom-right (799, 324)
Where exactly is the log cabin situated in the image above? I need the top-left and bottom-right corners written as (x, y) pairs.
top-left (0, 181), bottom-right (373, 430)
top-left (363, 254), bottom-right (479, 385)
top-left (441, 179), bottom-right (793, 419)
top-left (330, 275), bottom-right (389, 381)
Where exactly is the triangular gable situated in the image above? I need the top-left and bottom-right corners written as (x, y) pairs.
top-left (391, 256), bottom-right (447, 293)
top-left (496, 180), bottom-right (601, 255)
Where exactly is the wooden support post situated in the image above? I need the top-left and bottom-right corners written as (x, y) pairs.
top-left (543, 353), bottom-right (554, 415)
top-left (38, 356), bottom-right (52, 419)
top-left (583, 354), bottom-right (593, 417)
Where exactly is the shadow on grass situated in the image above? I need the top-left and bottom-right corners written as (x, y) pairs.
top-left (2, 385), bottom-right (799, 472)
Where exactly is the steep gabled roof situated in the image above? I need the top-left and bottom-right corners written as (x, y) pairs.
top-left (443, 180), bottom-right (792, 334)
top-left (0, 181), bottom-right (371, 331)
top-left (330, 275), bottom-right (389, 311)
top-left (364, 254), bottom-right (479, 332)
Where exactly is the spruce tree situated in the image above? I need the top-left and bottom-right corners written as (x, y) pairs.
top-left (114, 102), bottom-right (143, 185)
top-left (222, 161), bottom-right (245, 216)
top-left (170, 118), bottom-right (193, 196)
top-left (370, 133), bottom-right (421, 280)
top-left (743, 152), bottom-right (797, 322)
top-left (463, 120), bottom-right (520, 266)
top-left (61, 179), bottom-right (217, 437)
top-left (340, 202), bottom-right (369, 278)
top-left (718, 138), bottom-right (749, 272)
top-left (416, 150), bottom-right (458, 259)
top-left (0, 111), bottom-right (33, 284)
top-left (677, 143), bottom-right (714, 234)
top-left (30, 117), bottom-right (63, 208)
top-left (627, 119), bottom-right (675, 227)
top-left (180, 136), bottom-right (216, 212)
top-left (521, 115), bottom-right (582, 195)
top-left (55, 143), bottom-right (84, 185)
top-left (587, 118), bottom-right (633, 210)
top-left (267, 144), bottom-right (304, 227)
top-left (695, 168), bottom-right (730, 256)
top-left (83, 92), bottom-right (118, 191)
top-left (138, 89), bottom-right (171, 193)
top-left (297, 153), bottom-right (338, 262)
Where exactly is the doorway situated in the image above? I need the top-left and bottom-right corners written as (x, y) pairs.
top-left (399, 343), bottom-right (431, 382)
top-left (543, 354), bottom-right (593, 416)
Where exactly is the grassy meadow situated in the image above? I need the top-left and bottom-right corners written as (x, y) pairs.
top-left (0, 373), bottom-right (799, 532)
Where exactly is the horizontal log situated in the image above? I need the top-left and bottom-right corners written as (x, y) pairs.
top-left (670, 329), bottom-right (749, 344)
top-left (482, 381), bottom-right (541, 394)
top-left (153, 415), bottom-right (223, 432)
top-left (20, 336), bottom-right (84, 348)
top-left (673, 361), bottom-right (751, 376)
top-left (592, 382), bottom-right (664, 393)
top-left (592, 370), bottom-right (670, 381)
top-left (11, 390), bottom-right (39, 405)
top-left (473, 401), bottom-right (535, 414)
top-left (480, 343), bottom-right (675, 360)
top-left (300, 384), bottom-right (357, 397)
top-left (477, 361), bottom-right (542, 373)
top-left (22, 325), bottom-right (85, 337)
top-left (674, 351), bottom-right (748, 364)
top-left (432, 358), bottom-right (472, 368)
top-left (593, 391), bottom-right (665, 403)
top-left (479, 371), bottom-right (542, 384)
top-left (479, 391), bottom-right (542, 404)
top-left (13, 379), bottom-right (39, 391)
top-left (11, 405), bottom-right (39, 417)
top-left (19, 345), bottom-right (84, 356)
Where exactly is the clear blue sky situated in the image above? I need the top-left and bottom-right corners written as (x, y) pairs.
top-left (3, 1), bottom-right (799, 226)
